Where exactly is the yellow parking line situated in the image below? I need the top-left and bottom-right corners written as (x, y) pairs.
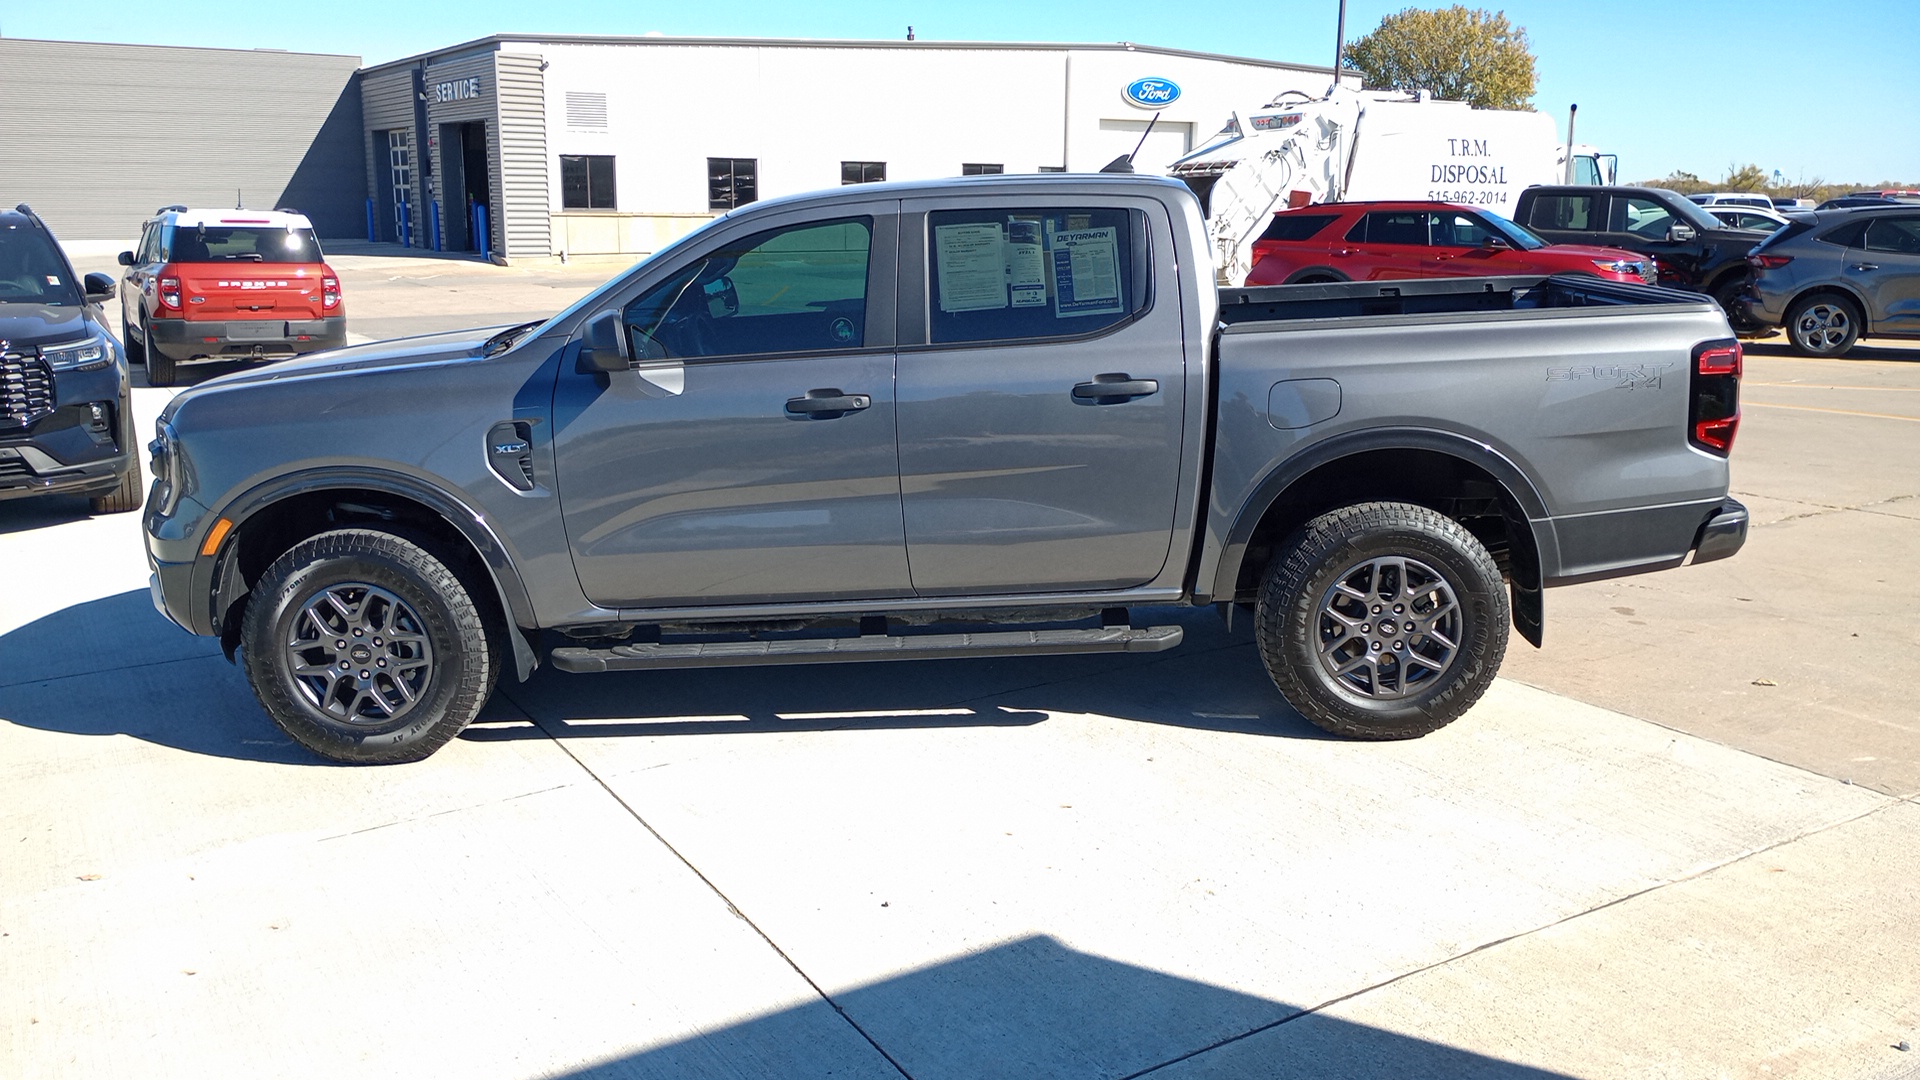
top-left (1744, 402), bottom-right (1920, 423)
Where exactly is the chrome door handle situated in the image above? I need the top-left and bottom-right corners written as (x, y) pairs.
top-left (1072, 375), bottom-right (1159, 405)
top-left (785, 389), bottom-right (871, 420)
top-left (1850, 263), bottom-right (1879, 272)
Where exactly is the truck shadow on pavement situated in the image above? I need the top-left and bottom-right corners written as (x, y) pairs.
top-left (544, 933), bottom-right (1575, 1080)
top-left (0, 594), bottom-right (1329, 765)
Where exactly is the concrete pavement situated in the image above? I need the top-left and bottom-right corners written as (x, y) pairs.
top-left (3, 279), bottom-right (1917, 1078)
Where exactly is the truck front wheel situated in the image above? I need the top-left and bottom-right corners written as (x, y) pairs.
top-left (1256, 502), bottom-right (1509, 739)
top-left (241, 528), bottom-right (497, 764)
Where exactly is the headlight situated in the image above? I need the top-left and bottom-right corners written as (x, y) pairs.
top-left (149, 418), bottom-right (181, 514)
top-left (1592, 258), bottom-right (1651, 282)
top-left (40, 335), bottom-right (112, 372)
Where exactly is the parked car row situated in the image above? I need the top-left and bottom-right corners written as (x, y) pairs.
top-left (1243, 185), bottom-right (1917, 358)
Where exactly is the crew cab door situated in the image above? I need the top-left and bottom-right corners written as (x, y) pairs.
top-left (551, 206), bottom-right (912, 608)
top-left (893, 196), bottom-right (1186, 595)
top-left (1851, 214), bottom-right (1920, 334)
top-left (1341, 210), bottom-right (1435, 279)
top-left (1421, 210), bottom-right (1511, 276)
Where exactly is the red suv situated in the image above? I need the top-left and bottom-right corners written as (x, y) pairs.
top-left (1245, 202), bottom-right (1654, 287)
top-left (118, 207), bottom-right (346, 386)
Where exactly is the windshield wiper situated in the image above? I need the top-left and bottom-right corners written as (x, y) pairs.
top-left (482, 320), bottom-right (544, 356)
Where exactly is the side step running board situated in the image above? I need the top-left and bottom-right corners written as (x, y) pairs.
top-left (549, 625), bottom-right (1184, 673)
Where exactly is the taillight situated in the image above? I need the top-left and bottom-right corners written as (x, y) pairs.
top-left (1748, 254), bottom-right (1793, 270)
top-left (322, 276), bottom-right (340, 310)
top-left (1690, 339), bottom-right (1742, 456)
top-left (159, 275), bottom-right (181, 310)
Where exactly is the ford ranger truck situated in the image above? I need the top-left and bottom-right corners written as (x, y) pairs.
top-left (143, 175), bottom-right (1748, 763)
top-left (118, 207), bottom-right (346, 386)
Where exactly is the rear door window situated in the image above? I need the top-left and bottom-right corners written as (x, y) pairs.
top-left (1862, 216), bottom-right (1920, 255)
top-left (1525, 194), bottom-right (1595, 231)
top-left (927, 206), bottom-right (1148, 345)
top-left (1348, 211), bottom-right (1430, 246)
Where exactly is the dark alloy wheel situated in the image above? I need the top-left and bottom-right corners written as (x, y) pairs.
top-left (1785, 294), bottom-right (1861, 357)
top-left (1256, 502), bottom-right (1509, 739)
top-left (242, 528), bottom-right (496, 763)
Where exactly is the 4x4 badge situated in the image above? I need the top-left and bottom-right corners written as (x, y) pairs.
top-left (1546, 362), bottom-right (1675, 389)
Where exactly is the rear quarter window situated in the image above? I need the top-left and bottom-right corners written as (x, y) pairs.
top-left (1259, 214), bottom-right (1339, 243)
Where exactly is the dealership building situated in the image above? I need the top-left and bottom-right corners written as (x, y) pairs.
top-left (0, 34), bottom-right (1347, 263)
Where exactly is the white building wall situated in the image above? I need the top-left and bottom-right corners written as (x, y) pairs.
top-left (491, 38), bottom-right (1343, 258)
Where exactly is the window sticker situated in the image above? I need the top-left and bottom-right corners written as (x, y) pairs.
top-left (934, 222), bottom-right (1009, 312)
top-left (46, 275), bottom-right (61, 286)
top-left (1048, 225), bottom-right (1122, 318)
top-left (1007, 218), bottom-right (1047, 308)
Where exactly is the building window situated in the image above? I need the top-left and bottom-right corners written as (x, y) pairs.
top-left (561, 155), bottom-right (617, 210)
top-left (962, 163), bottom-right (1004, 176)
top-left (1038, 165), bottom-right (1067, 173)
top-left (709, 157), bottom-right (758, 210)
top-left (564, 91), bottom-right (608, 129)
top-left (841, 161), bottom-right (886, 185)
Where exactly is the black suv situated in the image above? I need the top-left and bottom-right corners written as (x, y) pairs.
top-left (1513, 185), bottom-right (1774, 331)
top-left (0, 205), bottom-right (143, 513)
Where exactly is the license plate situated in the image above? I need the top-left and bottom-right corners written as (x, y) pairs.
top-left (226, 322), bottom-right (283, 341)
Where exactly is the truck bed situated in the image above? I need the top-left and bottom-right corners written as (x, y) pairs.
top-left (1218, 274), bottom-right (1708, 327)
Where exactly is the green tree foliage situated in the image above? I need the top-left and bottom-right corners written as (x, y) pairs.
top-left (1347, 6), bottom-right (1539, 110)
top-left (1721, 164), bottom-right (1768, 192)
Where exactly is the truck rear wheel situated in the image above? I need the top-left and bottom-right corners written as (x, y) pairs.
top-left (1255, 502), bottom-right (1508, 739)
top-left (241, 528), bottom-right (496, 764)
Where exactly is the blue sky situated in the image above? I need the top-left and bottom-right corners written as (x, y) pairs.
top-left (6, 0), bottom-right (1915, 184)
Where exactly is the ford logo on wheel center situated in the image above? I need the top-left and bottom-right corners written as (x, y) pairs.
top-left (1123, 78), bottom-right (1180, 108)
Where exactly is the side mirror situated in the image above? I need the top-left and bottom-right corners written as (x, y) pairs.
top-left (117, 251), bottom-right (135, 267)
top-left (574, 310), bottom-right (631, 374)
top-left (1667, 223), bottom-right (1697, 243)
top-left (83, 272), bottom-right (116, 302)
top-left (1481, 236), bottom-right (1511, 250)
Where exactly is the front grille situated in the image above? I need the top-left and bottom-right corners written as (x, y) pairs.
top-left (0, 456), bottom-right (32, 480)
top-left (1, 351), bottom-right (55, 427)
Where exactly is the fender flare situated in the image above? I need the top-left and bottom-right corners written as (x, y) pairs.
top-left (1208, 428), bottom-right (1553, 640)
top-left (209, 466), bottom-right (540, 680)
top-left (1786, 281), bottom-right (1874, 330)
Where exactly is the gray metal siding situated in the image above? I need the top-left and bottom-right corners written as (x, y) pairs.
top-left (423, 53), bottom-right (496, 250)
top-left (495, 53), bottom-right (552, 261)
top-left (360, 67), bottom-right (420, 245)
top-left (0, 39), bottom-right (364, 243)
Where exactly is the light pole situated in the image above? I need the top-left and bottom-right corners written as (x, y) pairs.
top-left (1333, 0), bottom-right (1348, 85)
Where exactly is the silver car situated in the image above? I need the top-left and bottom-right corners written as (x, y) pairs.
top-left (1744, 206), bottom-right (1920, 356)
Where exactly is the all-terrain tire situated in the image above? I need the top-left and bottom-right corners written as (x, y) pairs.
top-left (241, 528), bottom-right (496, 764)
top-left (145, 342), bottom-right (177, 387)
top-left (1255, 502), bottom-right (1509, 740)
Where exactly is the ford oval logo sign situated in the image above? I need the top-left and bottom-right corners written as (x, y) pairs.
top-left (1124, 78), bottom-right (1181, 109)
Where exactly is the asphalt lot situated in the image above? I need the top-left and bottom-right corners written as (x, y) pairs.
top-left (3, 251), bottom-right (1917, 1079)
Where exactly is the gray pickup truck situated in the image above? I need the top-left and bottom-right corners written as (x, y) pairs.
top-left (144, 175), bottom-right (1748, 763)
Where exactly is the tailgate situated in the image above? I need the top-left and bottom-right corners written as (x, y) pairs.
top-left (182, 266), bottom-right (327, 321)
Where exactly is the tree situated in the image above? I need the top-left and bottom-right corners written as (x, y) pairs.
top-left (1347, 6), bottom-right (1538, 111)
top-left (1720, 164), bottom-right (1768, 192)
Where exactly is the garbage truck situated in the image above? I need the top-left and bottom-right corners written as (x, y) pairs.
top-left (1170, 86), bottom-right (1617, 283)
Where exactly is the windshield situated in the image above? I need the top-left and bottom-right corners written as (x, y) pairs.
top-left (1663, 196), bottom-right (1726, 232)
top-left (1479, 212), bottom-right (1547, 251)
top-left (0, 222), bottom-right (82, 306)
top-left (166, 225), bottom-right (325, 264)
